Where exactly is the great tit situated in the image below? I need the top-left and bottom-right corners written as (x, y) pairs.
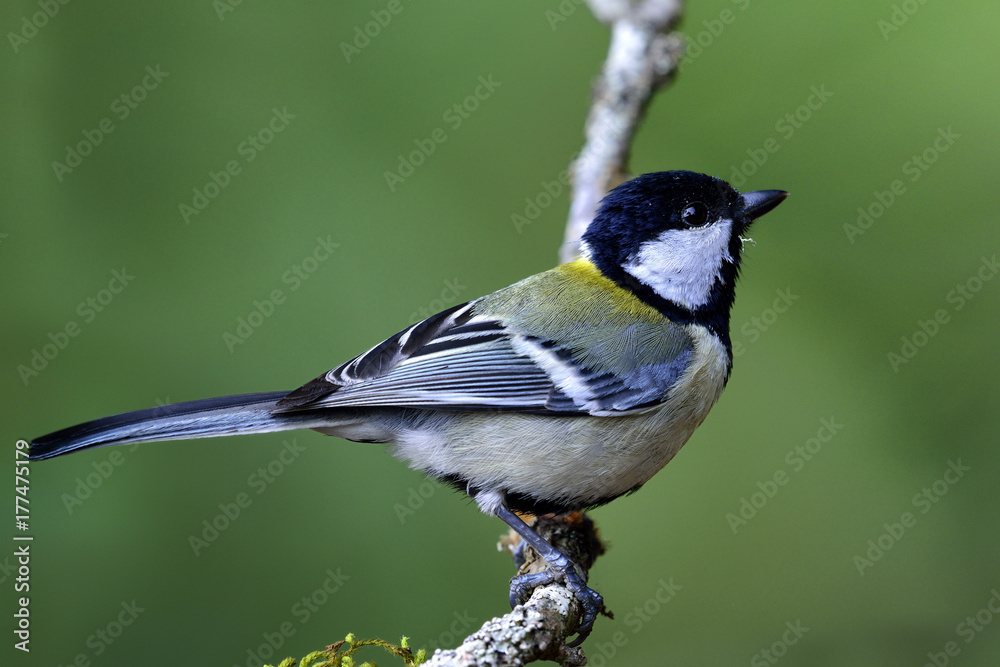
top-left (30, 170), bottom-right (787, 645)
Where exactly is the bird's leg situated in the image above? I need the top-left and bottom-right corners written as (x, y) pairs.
top-left (495, 505), bottom-right (604, 647)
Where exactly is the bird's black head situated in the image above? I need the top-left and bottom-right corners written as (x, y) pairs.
top-left (582, 170), bottom-right (787, 338)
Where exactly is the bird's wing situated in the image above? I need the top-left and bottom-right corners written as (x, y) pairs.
top-left (274, 295), bottom-right (694, 416)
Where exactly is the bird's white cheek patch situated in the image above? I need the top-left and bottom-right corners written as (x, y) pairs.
top-left (624, 221), bottom-right (733, 309)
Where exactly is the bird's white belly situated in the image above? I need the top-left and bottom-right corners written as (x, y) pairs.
top-left (391, 327), bottom-right (731, 510)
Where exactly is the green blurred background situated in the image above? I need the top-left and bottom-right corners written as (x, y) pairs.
top-left (3, 1), bottom-right (998, 665)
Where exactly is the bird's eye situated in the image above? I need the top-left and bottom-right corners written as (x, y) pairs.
top-left (681, 202), bottom-right (709, 227)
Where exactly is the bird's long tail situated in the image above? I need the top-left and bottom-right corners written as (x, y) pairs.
top-left (29, 391), bottom-right (333, 460)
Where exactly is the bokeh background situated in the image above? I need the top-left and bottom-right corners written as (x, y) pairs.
top-left (3, 1), bottom-right (998, 665)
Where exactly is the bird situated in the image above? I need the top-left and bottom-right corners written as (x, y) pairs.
top-left (30, 170), bottom-right (787, 645)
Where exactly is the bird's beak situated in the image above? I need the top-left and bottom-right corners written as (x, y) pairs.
top-left (740, 189), bottom-right (788, 222)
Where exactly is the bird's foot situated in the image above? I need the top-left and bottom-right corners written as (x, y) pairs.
top-left (509, 558), bottom-right (604, 647)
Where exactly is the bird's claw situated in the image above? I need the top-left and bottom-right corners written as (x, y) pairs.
top-left (564, 583), bottom-right (603, 647)
top-left (508, 563), bottom-right (604, 647)
top-left (509, 570), bottom-right (557, 607)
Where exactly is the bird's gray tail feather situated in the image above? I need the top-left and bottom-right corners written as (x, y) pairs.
top-left (29, 391), bottom-right (331, 460)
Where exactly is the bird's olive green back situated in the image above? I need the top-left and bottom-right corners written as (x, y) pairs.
top-left (476, 258), bottom-right (694, 375)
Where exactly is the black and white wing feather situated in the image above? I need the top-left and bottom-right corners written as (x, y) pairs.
top-left (274, 300), bottom-right (692, 416)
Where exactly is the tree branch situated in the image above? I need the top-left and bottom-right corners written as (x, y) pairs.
top-left (425, 513), bottom-right (604, 667)
top-left (561, 0), bottom-right (685, 262)
top-left (423, 586), bottom-right (587, 667)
